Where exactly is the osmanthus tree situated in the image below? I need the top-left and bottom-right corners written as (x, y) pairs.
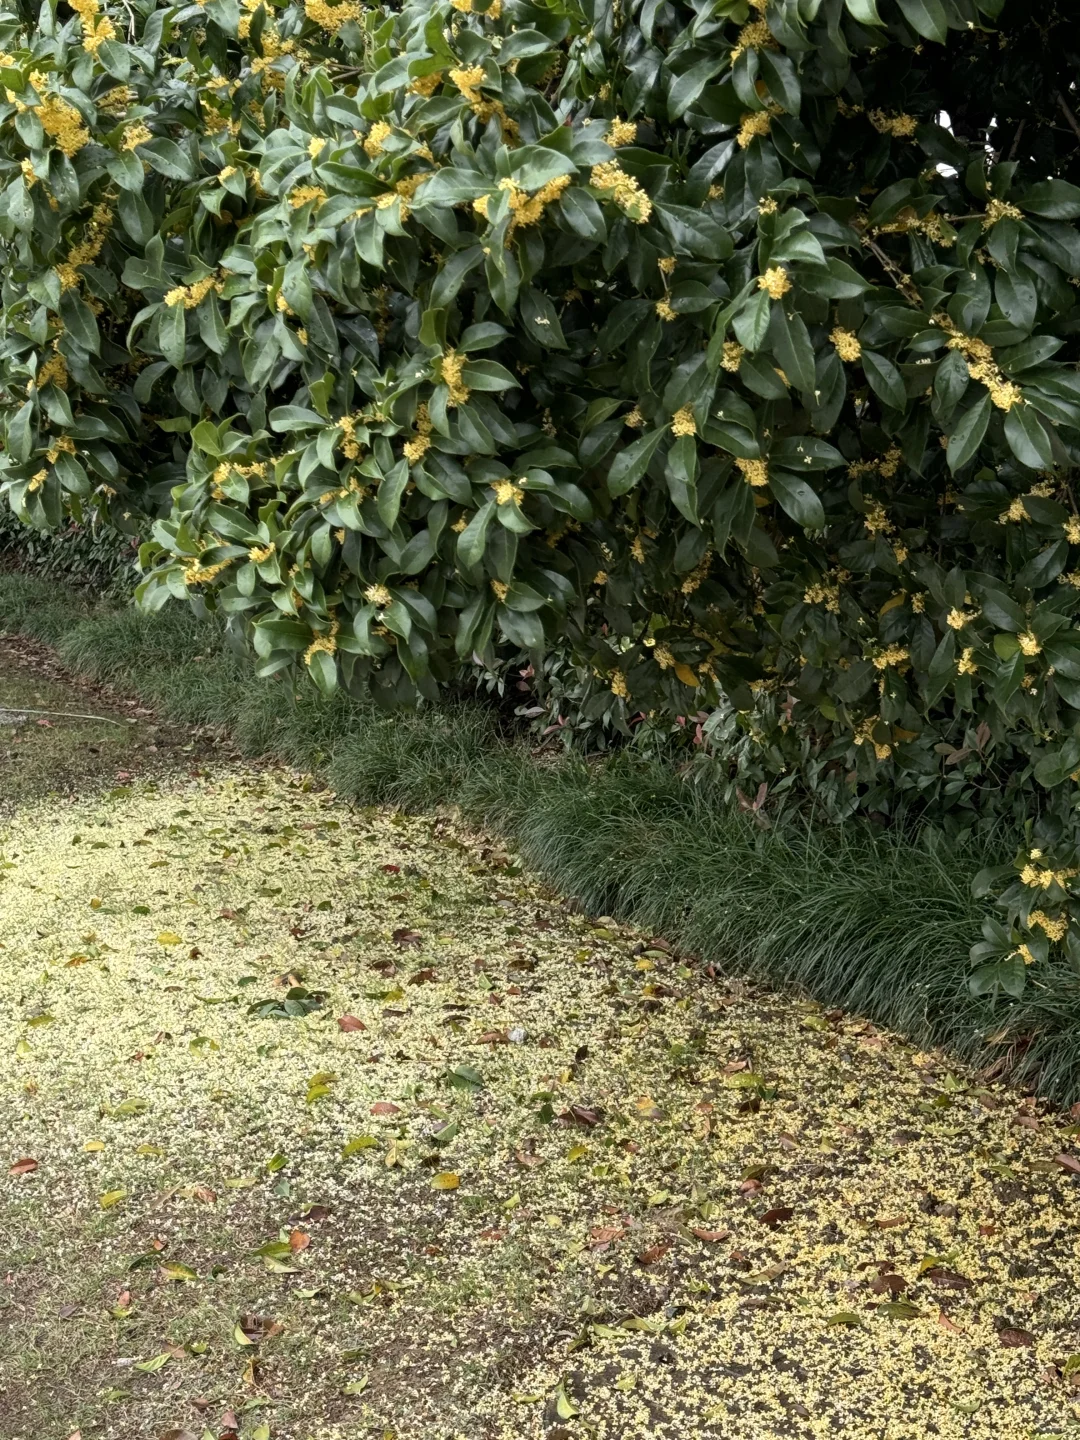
top-left (3, 0), bottom-right (1080, 995)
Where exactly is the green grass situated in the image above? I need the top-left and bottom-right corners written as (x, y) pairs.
top-left (4, 569), bottom-right (1079, 1103)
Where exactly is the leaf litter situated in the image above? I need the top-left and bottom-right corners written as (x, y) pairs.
top-left (1, 770), bottom-right (1080, 1437)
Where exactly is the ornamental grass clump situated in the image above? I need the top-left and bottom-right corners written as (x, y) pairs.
top-left (3, 0), bottom-right (1080, 999)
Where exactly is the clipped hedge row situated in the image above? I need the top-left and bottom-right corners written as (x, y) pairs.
top-left (4, 0), bottom-right (1080, 995)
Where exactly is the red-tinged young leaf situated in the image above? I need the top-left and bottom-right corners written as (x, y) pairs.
top-left (370, 1101), bottom-right (401, 1116)
top-left (9, 1157), bottom-right (38, 1175)
top-left (691, 1227), bottom-right (731, 1243)
top-left (337, 1014), bottom-right (366, 1032)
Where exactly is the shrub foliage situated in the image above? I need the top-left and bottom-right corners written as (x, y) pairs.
top-left (5, 0), bottom-right (1080, 994)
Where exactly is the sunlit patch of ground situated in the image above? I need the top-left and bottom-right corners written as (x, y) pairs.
top-left (2, 770), bottom-right (1080, 1440)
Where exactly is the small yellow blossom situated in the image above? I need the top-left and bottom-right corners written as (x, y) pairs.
top-left (364, 121), bottom-right (392, 158)
top-left (605, 118), bottom-right (637, 147)
top-left (1018, 631), bottom-right (1041, 657)
top-left (735, 457), bottom-right (768, 488)
top-left (658, 256), bottom-right (676, 275)
top-left (610, 669), bottom-right (630, 699)
top-left (1030, 910), bottom-right (1069, 942)
top-left (958, 647), bottom-right (978, 676)
top-left (490, 579), bottom-right (509, 603)
top-left (670, 406), bottom-right (696, 437)
top-left (122, 122), bottom-right (153, 152)
top-left (757, 266), bottom-right (790, 299)
top-left (304, 0), bottom-right (361, 31)
top-left (590, 160), bottom-right (652, 223)
top-left (441, 349), bottom-right (469, 407)
top-left (831, 326), bottom-right (861, 363)
top-left (720, 341), bottom-right (744, 372)
top-left (984, 197), bottom-right (1024, 228)
top-left (655, 299), bottom-right (677, 321)
top-left (624, 407), bottom-right (644, 429)
top-left (947, 607), bottom-right (979, 630)
top-left (364, 584), bottom-right (392, 609)
top-left (872, 646), bottom-right (910, 670)
top-left (869, 110), bottom-right (918, 138)
top-left (737, 110), bottom-right (772, 148)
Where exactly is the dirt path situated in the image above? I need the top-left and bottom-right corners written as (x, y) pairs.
top-left (0, 632), bottom-right (223, 813)
top-left (2, 757), bottom-right (1080, 1440)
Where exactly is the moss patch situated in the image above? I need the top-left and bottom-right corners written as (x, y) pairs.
top-left (2, 771), bottom-right (1080, 1439)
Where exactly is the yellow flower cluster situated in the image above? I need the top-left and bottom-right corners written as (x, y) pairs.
top-left (958, 647), bottom-right (978, 675)
top-left (653, 644), bottom-right (676, 670)
top-left (304, 0), bottom-right (360, 30)
top-left (589, 161), bottom-right (652, 223)
top-left (984, 197), bottom-right (1023, 228)
top-left (56, 203), bottom-right (112, 291)
top-left (853, 715), bottom-right (892, 760)
top-left (735, 457), bottom-right (768, 488)
top-left (804, 581), bottom-right (840, 613)
top-left (493, 479), bottom-right (524, 506)
top-left (868, 111), bottom-right (918, 138)
top-left (1030, 910), bottom-right (1069, 942)
top-left (289, 185), bottom-right (327, 209)
top-left (658, 255), bottom-right (676, 275)
top-left (248, 542), bottom-right (275, 564)
top-left (364, 584), bottom-right (392, 609)
top-left (69, 0), bottom-right (116, 53)
top-left (1064, 516), bottom-right (1080, 544)
top-left (490, 578), bottom-right (509, 602)
top-left (492, 173), bottom-right (572, 238)
top-left (403, 403), bottom-right (433, 465)
top-left (862, 499), bottom-right (894, 537)
top-left (730, 19), bottom-right (777, 63)
top-left (1020, 861), bottom-right (1077, 890)
top-left (830, 326), bottom-right (861, 362)
top-left (364, 121), bottom-right (393, 158)
top-left (304, 623), bottom-right (338, 665)
top-left (872, 645), bottom-right (909, 670)
top-left (1018, 631), bottom-right (1042, 657)
top-left (182, 556), bottom-right (234, 586)
top-left (737, 110), bottom-right (772, 148)
top-left (670, 406), bottom-right (696, 437)
top-left (680, 550), bottom-right (712, 595)
top-left (450, 65), bottom-right (486, 105)
top-left (451, 0), bottom-right (501, 14)
top-left (35, 349), bottom-right (69, 390)
top-left (604, 118), bottom-right (637, 147)
top-left (409, 71), bottom-right (443, 97)
top-left (38, 93), bottom-right (91, 157)
top-left (122, 122), bottom-right (152, 151)
top-left (610, 669), bottom-right (630, 699)
top-left (624, 407), bottom-right (644, 428)
top-left (655, 298), bottom-right (677, 321)
top-left (999, 497), bottom-right (1028, 524)
top-left (164, 275), bottom-right (221, 309)
top-left (758, 266), bottom-right (790, 299)
top-left (720, 340), bottom-right (744, 372)
top-left (98, 85), bottom-right (135, 114)
top-left (946, 607), bottom-right (980, 629)
top-left (937, 318), bottom-right (1022, 411)
top-left (441, 349), bottom-right (469, 406)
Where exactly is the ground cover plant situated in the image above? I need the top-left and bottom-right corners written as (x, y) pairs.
top-left (6, 764), bottom-right (1080, 1440)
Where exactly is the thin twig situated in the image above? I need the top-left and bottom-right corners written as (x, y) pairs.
top-left (1007, 118), bottom-right (1026, 162)
top-left (1056, 91), bottom-right (1080, 145)
top-left (862, 235), bottom-right (922, 306)
top-left (0, 705), bottom-right (127, 727)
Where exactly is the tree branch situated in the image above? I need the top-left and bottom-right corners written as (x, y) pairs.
top-left (1057, 90), bottom-right (1080, 146)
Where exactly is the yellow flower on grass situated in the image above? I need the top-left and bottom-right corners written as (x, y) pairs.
top-left (758, 266), bottom-right (790, 299)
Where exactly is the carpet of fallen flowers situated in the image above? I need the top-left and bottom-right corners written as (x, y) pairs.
top-left (3, 770), bottom-right (1080, 1440)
